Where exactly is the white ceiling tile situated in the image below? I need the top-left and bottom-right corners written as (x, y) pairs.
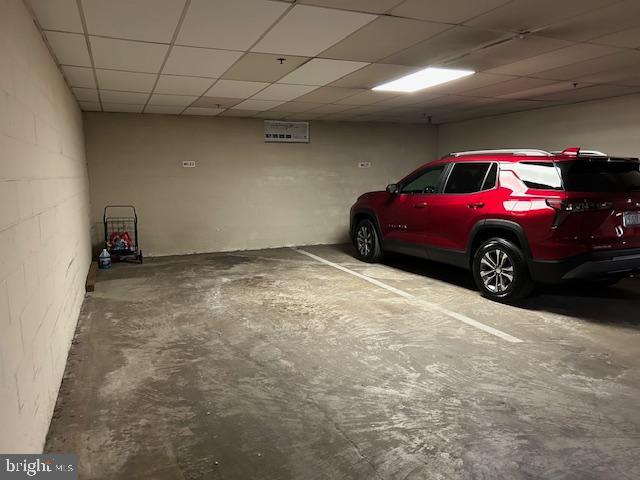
top-left (232, 99), bottom-right (285, 111)
top-left (204, 80), bottom-right (269, 98)
top-left (319, 16), bottom-right (450, 63)
top-left (414, 94), bottom-right (473, 109)
top-left (390, 0), bottom-right (510, 24)
top-left (423, 73), bottom-right (513, 95)
top-left (575, 62), bottom-right (640, 87)
top-left (538, 0), bottom-right (640, 43)
top-left (336, 103), bottom-right (394, 114)
top-left (82, 0), bottom-right (185, 43)
top-left (592, 26), bottom-right (640, 49)
top-left (252, 84), bottom-right (318, 101)
top-left (334, 90), bottom-right (398, 105)
top-left (183, 107), bottom-right (226, 116)
top-left (253, 111), bottom-right (289, 119)
top-left (534, 50), bottom-right (640, 82)
top-left (219, 109), bottom-right (260, 117)
top-left (299, 0), bottom-right (401, 14)
top-left (148, 94), bottom-right (198, 106)
top-left (96, 69), bottom-right (157, 93)
top-left (308, 103), bottom-right (355, 114)
top-left (72, 87), bottom-right (99, 102)
top-left (28, 0), bottom-right (83, 33)
top-left (446, 35), bottom-right (571, 72)
top-left (381, 25), bottom-right (505, 66)
top-left (463, 77), bottom-right (556, 97)
top-left (466, 0), bottom-right (614, 34)
top-left (155, 75), bottom-right (216, 95)
top-left (531, 84), bottom-right (639, 103)
top-left (44, 31), bottom-right (91, 66)
top-left (102, 103), bottom-right (144, 113)
top-left (221, 53), bottom-right (310, 82)
top-left (192, 96), bottom-right (244, 108)
top-left (489, 44), bottom-right (620, 76)
top-left (144, 105), bottom-right (185, 114)
top-left (320, 112), bottom-right (360, 121)
top-left (294, 86), bottom-right (364, 103)
top-left (90, 37), bottom-right (169, 72)
top-left (163, 46), bottom-right (243, 78)
top-left (279, 59), bottom-right (369, 86)
top-left (177, 0), bottom-right (289, 50)
top-left (268, 101), bottom-right (322, 112)
top-left (251, 4), bottom-right (376, 56)
top-left (100, 90), bottom-right (149, 104)
top-left (498, 81), bottom-right (578, 100)
top-left (79, 101), bottom-right (101, 111)
top-left (374, 92), bottom-right (441, 107)
top-left (62, 66), bottom-right (96, 88)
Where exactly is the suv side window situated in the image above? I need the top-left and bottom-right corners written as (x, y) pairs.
top-left (482, 163), bottom-right (498, 190)
top-left (400, 165), bottom-right (445, 194)
top-left (513, 161), bottom-right (562, 190)
top-left (444, 162), bottom-right (492, 194)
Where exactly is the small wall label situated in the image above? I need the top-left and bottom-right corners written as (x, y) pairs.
top-left (182, 161), bottom-right (196, 168)
top-left (358, 162), bottom-right (372, 168)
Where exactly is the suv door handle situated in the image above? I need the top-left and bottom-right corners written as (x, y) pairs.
top-left (414, 202), bottom-right (428, 209)
top-left (468, 202), bottom-right (485, 209)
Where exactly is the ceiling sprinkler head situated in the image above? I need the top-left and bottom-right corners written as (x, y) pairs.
top-left (277, 57), bottom-right (286, 64)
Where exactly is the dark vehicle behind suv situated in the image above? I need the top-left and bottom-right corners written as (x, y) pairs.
top-left (350, 148), bottom-right (640, 301)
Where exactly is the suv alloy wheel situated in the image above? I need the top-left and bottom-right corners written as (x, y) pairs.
top-left (354, 219), bottom-right (383, 262)
top-left (472, 238), bottom-right (533, 302)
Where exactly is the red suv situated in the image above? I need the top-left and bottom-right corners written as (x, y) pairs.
top-left (350, 148), bottom-right (640, 301)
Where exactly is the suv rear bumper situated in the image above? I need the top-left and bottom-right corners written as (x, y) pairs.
top-left (529, 248), bottom-right (640, 284)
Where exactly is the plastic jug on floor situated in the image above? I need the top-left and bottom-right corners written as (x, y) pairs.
top-left (99, 249), bottom-right (111, 269)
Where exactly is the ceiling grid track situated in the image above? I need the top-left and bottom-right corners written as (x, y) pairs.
top-left (75, 0), bottom-right (103, 111)
top-left (142, 0), bottom-right (192, 114)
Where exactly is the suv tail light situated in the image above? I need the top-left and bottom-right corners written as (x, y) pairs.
top-left (545, 199), bottom-right (613, 228)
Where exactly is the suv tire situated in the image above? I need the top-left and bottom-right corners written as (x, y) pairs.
top-left (472, 238), bottom-right (533, 302)
top-left (354, 219), bottom-right (383, 263)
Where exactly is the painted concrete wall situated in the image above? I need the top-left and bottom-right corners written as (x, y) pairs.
top-left (0, 0), bottom-right (91, 453)
top-left (438, 94), bottom-right (640, 157)
top-left (85, 113), bottom-right (437, 256)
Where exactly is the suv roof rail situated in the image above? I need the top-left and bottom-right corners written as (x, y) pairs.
top-left (450, 149), bottom-right (551, 157)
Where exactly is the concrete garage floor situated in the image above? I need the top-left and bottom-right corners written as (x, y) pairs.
top-left (45, 245), bottom-right (640, 480)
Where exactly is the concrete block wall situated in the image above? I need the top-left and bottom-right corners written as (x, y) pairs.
top-left (437, 93), bottom-right (640, 158)
top-left (85, 113), bottom-right (438, 256)
top-left (0, 0), bottom-right (91, 453)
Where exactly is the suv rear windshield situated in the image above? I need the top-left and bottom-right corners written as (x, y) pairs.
top-left (514, 159), bottom-right (640, 192)
top-left (557, 159), bottom-right (640, 192)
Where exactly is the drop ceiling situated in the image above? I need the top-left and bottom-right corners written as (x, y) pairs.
top-left (25, 0), bottom-right (640, 124)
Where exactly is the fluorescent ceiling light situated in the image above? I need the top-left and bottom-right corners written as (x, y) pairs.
top-left (373, 67), bottom-right (474, 93)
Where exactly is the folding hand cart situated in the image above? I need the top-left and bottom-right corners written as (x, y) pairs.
top-left (103, 205), bottom-right (143, 263)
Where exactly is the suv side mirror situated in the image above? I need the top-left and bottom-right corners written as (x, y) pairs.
top-left (386, 183), bottom-right (399, 194)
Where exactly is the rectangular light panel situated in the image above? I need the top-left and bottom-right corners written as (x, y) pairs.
top-left (373, 67), bottom-right (475, 93)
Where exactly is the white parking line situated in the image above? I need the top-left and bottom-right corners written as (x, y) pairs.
top-left (292, 247), bottom-right (523, 344)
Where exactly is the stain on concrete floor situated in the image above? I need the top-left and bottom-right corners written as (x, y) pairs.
top-left (46, 245), bottom-right (640, 479)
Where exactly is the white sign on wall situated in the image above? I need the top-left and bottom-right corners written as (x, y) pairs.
top-left (264, 120), bottom-right (309, 143)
